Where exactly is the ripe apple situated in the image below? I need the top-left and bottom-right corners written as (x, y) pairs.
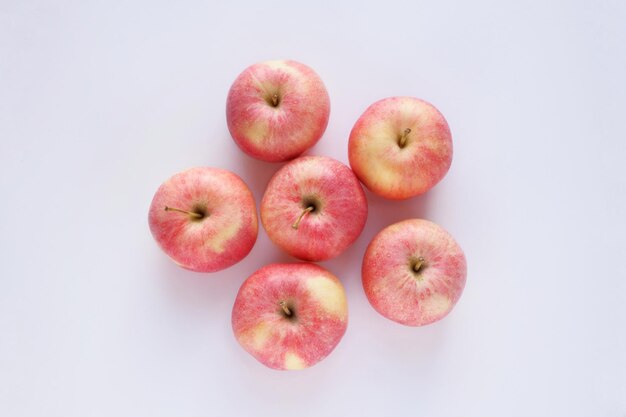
top-left (232, 263), bottom-right (348, 370)
top-left (260, 155), bottom-right (367, 261)
top-left (348, 97), bottom-right (453, 199)
top-left (226, 60), bottom-right (330, 162)
top-left (148, 167), bottom-right (258, 272)
top-left (362, 219), bottom-right (466, 326)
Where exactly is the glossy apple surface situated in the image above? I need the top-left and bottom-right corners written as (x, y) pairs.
top-left (148, 167), bottom-right (258, 272)
top-left (261, 155), bottom-right (367, 261)
top-left (226, 60), bottom-right (330, 162)
top-left (349, 97), bottom-right (452, 199)
top-left (362, 219), bottom-right (466, 326)
top-left (232, 263), bottom-right (348, 370)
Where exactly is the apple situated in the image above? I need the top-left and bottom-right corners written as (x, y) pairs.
top-left (348, 97), bottom-right (453, 199)
top-left (226, 60), bottom-right (330, 162)
top-left (362, 219), bottom-right (466, 326)
top-left (232, 263), bottom-right (348, 370)
top-left (260, 155), bottom-right (367, 261)
top-left (148, 167), bottom-right (258, 272)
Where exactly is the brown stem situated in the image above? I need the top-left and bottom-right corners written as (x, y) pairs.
top-left (271, 93), bottom-right (279, 106)
top-left (164, 206), bottom-right (203, 219)
top-left (399, 128), bottom-right (412, 148)
top-left (292, 206), bottom-right (314, 229)
top-left (279, 301), bottom-right (291, 316)
top-left (413, 257), bottom-right (426, 273)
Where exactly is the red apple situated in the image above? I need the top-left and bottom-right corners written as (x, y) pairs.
top-left (232, 263), bottom-right (348, 370)
top-left (362, 219), bottom-right (466, 326)
top-left (226, 60), bottom-right (330, 162)
top-left (348, 97), bottom-right (453, 199)
top-left (148, 167), bottom-right (258, 272)
top-left (260, 156), bottom-right (367, 261)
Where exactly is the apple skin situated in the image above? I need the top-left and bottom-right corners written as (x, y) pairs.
top-left (226, 60), bottom-right (330, 162)
top-left (348, 97), bottom-right (453, 199)
top-left (260, 155), bottom-right (368, 261)
top-left (148, 167), bottom-right (258, 272)
top-left (232, 263), bottom-right (348, 370)
top-left (362, 219), bottom-right (466, 326)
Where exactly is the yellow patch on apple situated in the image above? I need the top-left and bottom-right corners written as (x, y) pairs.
top-left (248, 322), bottom-right (271, 350)
top-left (284, 352), bottom-right (306, 370)
top-left (207, 216), bottom-right (242, 253)
top-left (305, 276), bottom-right (347, 318)
top-left (243, 120), bottom-right (270, 145)
top-left (420, 293), bottom-right (452, 318)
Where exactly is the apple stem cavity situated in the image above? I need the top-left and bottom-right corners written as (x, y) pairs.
top-left (271, 93), bottom-right (279, 107)
top-left (279, 300), bottom-right (292, 317)
top-left (164, 206), bottom-right (203, 219)
top-left (292, 206), bottom-right (314, 230)
top-left (413, 257), bottom-right (426, 273)
top-left (399, 128), bottom-right (412, 148)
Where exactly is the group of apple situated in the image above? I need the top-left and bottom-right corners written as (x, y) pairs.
top-left (149, 60), bottom-right (467, 371)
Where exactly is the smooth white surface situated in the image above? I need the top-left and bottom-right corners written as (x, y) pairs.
top-left (1, 1), bottom-right (625, 416)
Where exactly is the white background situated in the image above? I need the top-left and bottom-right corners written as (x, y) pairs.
top-left (1, 1), bottom-right (625, 416)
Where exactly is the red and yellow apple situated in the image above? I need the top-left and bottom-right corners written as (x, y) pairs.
top-left (362, 219), bottom-right (466, 326)
top-left (260, 155), bottom-right (368, 261)
top-left (348, 97), bottom-right (452, 199)
top-left (148, 167), bottom-right (258, 272)
top-left (232, 263), bottom-right (348, 370)
top-left (226, 60), bottom-right (330, 162)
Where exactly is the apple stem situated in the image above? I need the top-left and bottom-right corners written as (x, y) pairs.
top-left (292, 206), bottom-right (314, 230)
top-left (271, 93), bottom-right (279, 107)
top-left (279, 301), bottom-right (292, 316)
top-left (164, 206), bottom-right (203, 219)
top-left (399, 128), bottom-right (412, 148)
top-left (413, 257), bottom-right (426, 273)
